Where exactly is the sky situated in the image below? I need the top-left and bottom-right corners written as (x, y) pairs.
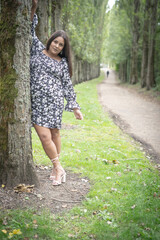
top-left (108, 0), bottom-right (115, 10)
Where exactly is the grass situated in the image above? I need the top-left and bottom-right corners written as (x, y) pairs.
top-left (0, 73), bottom-right (160, 240)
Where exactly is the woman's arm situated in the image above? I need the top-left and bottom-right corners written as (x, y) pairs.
top-left (30, 0), bottom-right (45, 56)
top-left (31, 0), bottom-right (38, 21)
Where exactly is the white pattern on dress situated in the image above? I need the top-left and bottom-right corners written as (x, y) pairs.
top-left (30, 14), bottom-right (80, 129)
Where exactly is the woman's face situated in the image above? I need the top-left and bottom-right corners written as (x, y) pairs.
top-left (49, 37), bottom-right (65, 56)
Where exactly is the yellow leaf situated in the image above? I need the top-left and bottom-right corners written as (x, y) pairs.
top-left (1, 184), bottom-right (5, 188)
top-left (12, 229), bottom-right (22, 235)
top-left (33, 219), bottom-right (37, 224)
top-left (8, 232), bottom-right (14, 239)
top-left (1, 229), bottom-right (7, 234)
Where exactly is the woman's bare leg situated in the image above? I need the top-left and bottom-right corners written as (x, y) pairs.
top-left (50, 128), bottom-right (62, 178)
top-left (50, 128), bottom-right (61, 155)
top-left (34, 124), bottom-right (64, 184)
top-left (34, 124), bottom-right (57, 159)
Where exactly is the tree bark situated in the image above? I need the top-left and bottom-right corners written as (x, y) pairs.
top-left (141, 0), bottom-right (150, 88)
top-left (51, 0), bottom-right (64, 32)
top-left (36, 0), bottom-right (49, 44)
top-left (146, 0), bottom-right (158, 90)
top-left (0, 0), bottom-right (39, 187)
top-left (130, 0), bottom-right (140, 84)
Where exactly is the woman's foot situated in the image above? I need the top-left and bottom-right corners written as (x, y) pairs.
top-left (52, 166), bottom-right (66, 186)
top-left (49, 168), bottom-right (56, 180)
top-left (50, 156), bottom-right (66, 186)
top-left (49, 154), bottom-right (60, 180)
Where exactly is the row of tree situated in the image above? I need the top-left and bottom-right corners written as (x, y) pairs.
top-left (102, 0), bottom-right (160, 90)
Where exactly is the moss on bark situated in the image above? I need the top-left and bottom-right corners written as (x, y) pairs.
top-left (0, 1), bottom-right (19, 154)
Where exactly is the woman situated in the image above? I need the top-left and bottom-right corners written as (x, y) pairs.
top-left (30, 0), bottom-right (83, 186)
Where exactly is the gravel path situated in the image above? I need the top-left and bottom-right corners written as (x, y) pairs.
top-left (98, 69), bottom-right (160, 163)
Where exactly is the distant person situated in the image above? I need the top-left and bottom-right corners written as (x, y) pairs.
top-left (106, 70), bottom-right (109, 78)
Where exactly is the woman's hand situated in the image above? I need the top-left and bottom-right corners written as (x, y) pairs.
top-left (31, 0), bottom-right (38, 21)
top-left (32, 0), bottom-right (38, 9)
top-left (73, 109), bottom-right (83, 120)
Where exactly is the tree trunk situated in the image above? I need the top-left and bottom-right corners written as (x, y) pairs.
top-left (130, 0), bottom-right (140, 84)
top-left (36, 0), bottom-right (49, 44)
top-left (0, 0), bottom-right (39, 187)
top-left (141, 0), bottom-right (150, 88)
top-left (51, 0), bottom-right (64, 32)
top-left (146, 0), bottom-right (158, 90)
top-left (122, 60), bottom-right (128, 82)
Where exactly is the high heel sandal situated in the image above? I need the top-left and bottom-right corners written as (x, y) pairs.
top-left (49, 154), bottom-right (60, 180)
top-left (52, 166), bottom-right (66, 186)
top-left (50, 156), bottom-right (66, 186)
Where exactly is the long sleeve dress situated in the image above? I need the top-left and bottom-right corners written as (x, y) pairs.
top-left (30, 14), bottom-right (80, 129)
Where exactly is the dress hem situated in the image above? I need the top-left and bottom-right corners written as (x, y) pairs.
top-left (32, 121), bottom-right (61, 130)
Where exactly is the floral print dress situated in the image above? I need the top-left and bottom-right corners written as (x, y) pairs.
top-left (30, 14), bottom-right (80, 129)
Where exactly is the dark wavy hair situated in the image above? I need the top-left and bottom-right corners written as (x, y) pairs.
top-left (46, 30), bottom-right (72, 77)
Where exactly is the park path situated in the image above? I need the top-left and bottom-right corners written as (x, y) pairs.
top-left (98, 69), bottom-right (160, 162)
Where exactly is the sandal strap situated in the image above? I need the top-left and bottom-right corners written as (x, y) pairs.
top-left (50, 156), bottom-right (59, 163)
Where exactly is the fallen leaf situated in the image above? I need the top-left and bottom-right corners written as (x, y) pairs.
top-left (33, 219), bottom-right (37, 224)
top-left (107, 221), bottom-right (112, 224)
top-left (153, 192), bottom-right (157, 197)
top-left (131, 205), bottom-right (136, 209)
top-left (12, 229), bottom-right (22, 235)
top-left (106, 177), bottom-right (111, 180)
top-left (145, 227), bottom-right (151, 231)
top-left (14, 184), bottom-right (34, 193)
top-left (71, 189), bottom-right (78, 192)
top-left (75, 149), bottom-right (81, 153)
top-left (89, 234), bottom-right (96, 239)
top-left (2, 217), bottom-right (8, 225)
top-left (34, 234), bottom-right (39, 238)
top-left (111, 188), bottom-right (117, 192)
top-left (44, 166), bottom-right (49, 169)
top-left (140, 223), bottom-right (145, 226)
top-left (8, 232), bottom-right (14, 239)
top-left (103, 205), bottom-right (108, 209)
top-left (62, 204), bottom-right (68, 208)
top-left (112, 160), bottom-right (119, 164)
top-left (1, 184), bottom-right (5, 188)
top-left (68, 233), bottom-right (75, 238)
top-left (117, 172), bottom-right (121, 176)
top-left (81, 179), bottom-right (88, 182)
top-left (71, 216), bottom-right (78, 219)
top-left (102, 159), bottom-right (108, 164)
top-left (93, 211), bottom-right (97, 215)
top-left (33, 224), bottom-right (38, 229)
top-left (1, 229), bottom-right (7, 234)
top-left (36, 194), bottom-right (43, 200)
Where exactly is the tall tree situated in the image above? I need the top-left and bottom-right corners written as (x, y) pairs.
top-left (141, 0), bottom-right (150, 88)
top-left (146, 0), bottom-right (158, 90)
top-left (36, 0), bottom-right (49, 44)
top-left (130, 0), bottom-right (140, 84)
top-left (0, 0), bottom-right (39, 187)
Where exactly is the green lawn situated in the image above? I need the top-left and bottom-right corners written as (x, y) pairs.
top-left (0, 73), bottom-right (160, 240)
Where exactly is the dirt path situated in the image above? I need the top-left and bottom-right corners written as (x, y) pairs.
top-left (98, 69), bottom-right (160, 163)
